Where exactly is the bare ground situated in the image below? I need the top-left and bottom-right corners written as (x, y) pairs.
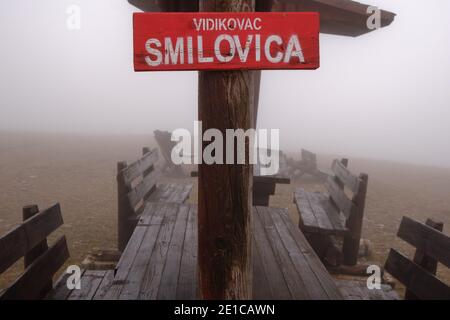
top-left (1, 131), bottom-right (449, 295)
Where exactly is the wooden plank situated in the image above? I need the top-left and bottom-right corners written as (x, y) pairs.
top-left (46, 269), bottom-right (86, 300)
top-left (122, 148), bottom-right (159, 186)
top-left (157, 205), bottom-right (190, 299)
top-left (256, 207), bottom-right (309, 299)
top-left (385, 249), bottom-right (450, 300)
top-left (274, 0), bottom-right (396, 37)
top-left (277, 209), bottom-right (343, 300)
top-left (104, 204), bottom-right (170, 299)
top-left (68, 270), bottom-right (107, 300)
top-left (331, 159), bottom-right (360, 193)
top-left (22, 205), bottom-right (53, 297)
top-left (252, 207), bottom-right (292, 299)
top-left (133, 12), bottom-right (320, 71)
top-left (325, 176), bottom-right (354, 219)
top-left (127, 169), bottom-right (159, 210)
top-left (252, 236), bottom-right (272, 300)
top-left (397, 216), bottom-right (450, 268)
top-left (406, 219), bottom-right (444, 300)
top-left (0, 203), bottom-right (63, 274)
top-left (101, 224), bottom-right (149, 299)
top-left (92, 270), bottom-right (114, 300)
top-left (176, 206), bottom-right (199, 300)
top-left (294, 189), bottom-right (319, 229)
top-left (270, 207), bottom-right (341, 299)
top-left (294, 189), bottom-right (347, 235)
top-left (148, 183), bottom-right (193, 204)
top-left (119, 203), bottom-right (172, 300)
top-left (0, 236), bottom-right (69, 300)
top-left (139, 202), bottom-right (179, 299)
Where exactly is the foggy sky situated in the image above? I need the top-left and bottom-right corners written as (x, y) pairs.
top-left (0, 0), bottom-right (449, 168)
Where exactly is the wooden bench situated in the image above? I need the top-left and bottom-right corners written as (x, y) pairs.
top-left (117, 147), bottom-right (193, 251)
top-left (385, 216), bottom-right (450, 300)
top-left (294, 158), bottom-right (368, 266)
top-left (48, 203), bottom-right (343, 300)
top-left (0, 204), bottom-right (69, 300)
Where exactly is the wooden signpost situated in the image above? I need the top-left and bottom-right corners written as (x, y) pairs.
top-left (127, 0), bottom-right (395, 300)
top-left (133, 12), bottom-right (319, 71)
top-left (132, 3), bottom-right (319, 300)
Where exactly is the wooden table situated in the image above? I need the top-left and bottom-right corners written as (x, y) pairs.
top-left (192, 167), bottom-right (291, 207)
top-left (50, 202), bottom-right (342, 300)
top-left (253, 164), bottom-right (290, 206)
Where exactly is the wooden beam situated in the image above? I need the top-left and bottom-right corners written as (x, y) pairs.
top-left (198, 0), bottom-right (254, 300)
top-left (274, 0), bottom-right (396, 37)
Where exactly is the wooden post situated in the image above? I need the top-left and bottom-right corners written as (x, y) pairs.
top-left (405, 219), bottom-right (444, 300)
top-left (342, 173), bottom-right (368, 265)
top-left (198, 0), bottom-right (255, 300)
top-left (23, 205), bottom-right (52, 296)
top-left (117, 161), bottom-right (131, 252)
top-left (253, 0), bottom-right (274, 127)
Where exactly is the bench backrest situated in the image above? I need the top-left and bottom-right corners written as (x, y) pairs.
top-left (325, 159), bottom-right (368, 220)
top-left (117, 147), bottom-right (159, 251)
top-left (300, 149), bottom-right (317, 170)
top-left (385, 217), bottom-right (450, 300)
top-left (325, 159), bottom-right (369, 265)
top-left (0, 203), bottom-right (69, 300)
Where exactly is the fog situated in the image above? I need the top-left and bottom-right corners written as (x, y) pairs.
top-left (0, 0), bottom-right (449, 168)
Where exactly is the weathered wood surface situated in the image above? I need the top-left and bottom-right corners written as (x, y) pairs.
top-left (122, 148), bottom-right (159, 186)
top-left (127, 0), bottom-right (396, 38)
top-left (117, 147), bottom-right (193, 251)
top-left (384, 217), bottom-right (450, 300)
top-left (1, 236), bottom-right (69, 300)
top-left (197, 0), bottom-right (254, 300)
top-left (294, 189), bottom-right (347, 235)
top-left (48, 203), bottom-right (342, 300)
top-left (147, 183), bottom-right (192, 204)
top-left (405, 219), bottom-right (443, 300)
top-left (0, 203), bottom-right (63, 274)
top-left (335, 279), bottom-right (399, 300)
top-left (331, 159), bottom-right (360, 193)
top-left (385, 249), bottom-right (450, 300)
top-left (294, 159), bottom-right (368, 266)
top-left (397, 216), bottom-right (450, 268)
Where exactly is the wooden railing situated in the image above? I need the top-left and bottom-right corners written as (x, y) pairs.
top-left (117, 147), bottom-right (159, 251)
top-left (0, 203), bottom-right (69, 300)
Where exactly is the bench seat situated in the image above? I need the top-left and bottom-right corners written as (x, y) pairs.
top-left (294, 188), bottom-right (348, 235)
top-left (148, 183), bottom-right (192, 204)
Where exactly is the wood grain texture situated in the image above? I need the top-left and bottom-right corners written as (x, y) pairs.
top-left (385, 249), bottom-right (450, 300)
top-left (48, 204), bottom-right (342, 300)
top-left (197, 0), bottom-right (255, 300)
top-left (405, 218), bottom-right (444, 300)
top-left (0, 236), bottom-right (69, 300)
top-left (0, 203), bottom-right (63, 274)
top-left (397, 216), bottom-right (450, 268)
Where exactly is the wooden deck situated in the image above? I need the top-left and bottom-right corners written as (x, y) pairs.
top-left (49, 202), bottom-right (343, 300)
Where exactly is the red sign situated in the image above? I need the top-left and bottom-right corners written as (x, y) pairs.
top-left (133, 12), bottom-right (320, 72)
